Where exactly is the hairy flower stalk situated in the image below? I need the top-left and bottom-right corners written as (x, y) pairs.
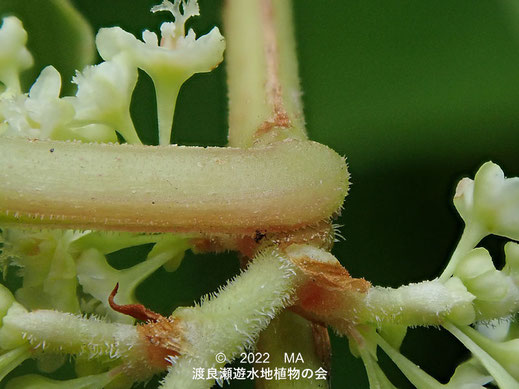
top-left (0, 245), bottom-right (305, 387)
top-left (358, 278), bottom-right (476, 326)
top-left (161, 247), bottom-right (301, 388)
top-left (2, 240), bottom-right (465, 388)
top-left (1, 309), bottom-right (155, 378)
top-left (283, 245), bottom-right (476, 331)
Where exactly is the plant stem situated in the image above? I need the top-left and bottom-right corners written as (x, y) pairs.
top-left (358, 279), bottom-right (475, 326)
top-left (3, 310), bottom-right (146, 367)
top-left (444, 322), bottom-right (519, 389)
top-left (225, 0), bottom-right (307, 147)
top-left (161, 247), bottom-right (302, 389)
top-left (0, 137), bottom-right (348, 234)
top-left (0, 345), bottom-right (32, 382)
top-left (154, 78), bottom-right (181, 146)
top-left (374, 332), bottom-right (444, 389)
top-left (224, 3), bottom-right (336, 385)
top-left (439, 224), bottom-right (485, 282)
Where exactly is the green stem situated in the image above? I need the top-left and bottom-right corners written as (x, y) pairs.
top-left (358, 279), bottom-right (475, 327)
top-left (443, 322), bottom-right (519, 389)
top-left (225, 0), bottom-right (307, 147)
top-left (2, 310), bottom-right (149, 371)
top-left (161, 247), bottom-right (303, 389)
top-left (154, 79), bottom-right (182, 146)
top-left (439, 224), bottom-right (486, 282)
top-left (374, 332), bottom-right (444, 389)
top-left (0, 345), bottom-right (31, 382)
top-left (224, 4), bottom-right (325, 386)
top-left (116, 111), bottom-right (142, 145)
top-left (0, 137), bottom-right (348, 234)
top-left (358, 344), bottom-right (398, 389)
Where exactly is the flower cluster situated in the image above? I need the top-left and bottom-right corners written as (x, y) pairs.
top-left (0, 0), bottom-right (225, 145)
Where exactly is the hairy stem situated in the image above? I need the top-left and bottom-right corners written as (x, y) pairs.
top-left (161, 247), bottom-right (302, 388)
top-left (358, 279), bottom-right (475, 327)
top-left (225, 0), bottom-right (306, 147)
top-left (0, 137), bottom-right (348, 234)
top-left (1, 310), bottom-right (152, 372)
top-left (224, 2), bottom-right (329, 383)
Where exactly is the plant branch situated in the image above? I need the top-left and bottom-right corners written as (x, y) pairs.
top-left (225, 0), bottom-right (306, 147)
top-left (439, 224), bottom-right (486, 282)
top-left (0, 137), bottom-right (348, 234)
top-left (161, 246), bottom-right (301, 388)
top-left (444, 322), bottom-right (519, 389)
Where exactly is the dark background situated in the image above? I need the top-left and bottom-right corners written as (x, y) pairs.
top-left (2, 0), bottom-right (519, 387)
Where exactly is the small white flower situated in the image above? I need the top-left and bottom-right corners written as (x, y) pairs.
top-left (25, 66), bottom-right (74, 137)
top-left (71, 54), bottom-right (140, 144)
top-left (0, 17), bottom-right (33, 95)
top-left (445, 359), bottom-right (493, 389)
top-left (454, 247), bottom-right (519, 319)
top-left (95, 0), bottom-right (225, 144)
top-left (454, 162), bottom-right (519, 241)
top-left (1, 66), bottom-right (74, 139)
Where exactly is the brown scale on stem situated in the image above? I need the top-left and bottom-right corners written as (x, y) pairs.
top-left (109, 284), bottom-right (185, 369)
top-left (254, 0), bottom-right (292, 141)
top-left (108, 283), bottom-right (162, 323)
top-left (192, 220), bottom-right (335, 258)
top-left (283, 245), bottom-right (371, 334)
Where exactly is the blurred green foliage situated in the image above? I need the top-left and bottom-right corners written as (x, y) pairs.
top-left (3, 0), bottom-right (519, 387)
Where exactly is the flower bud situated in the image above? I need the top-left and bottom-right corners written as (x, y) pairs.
top-left (454, 162), bottom-right (519, 241)
top-left (72, 54), bottom-right (139, 144)
top-left (454, 248), bottom-right (519, 319)
top-left (0, 17), bottom-right (33, 94)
